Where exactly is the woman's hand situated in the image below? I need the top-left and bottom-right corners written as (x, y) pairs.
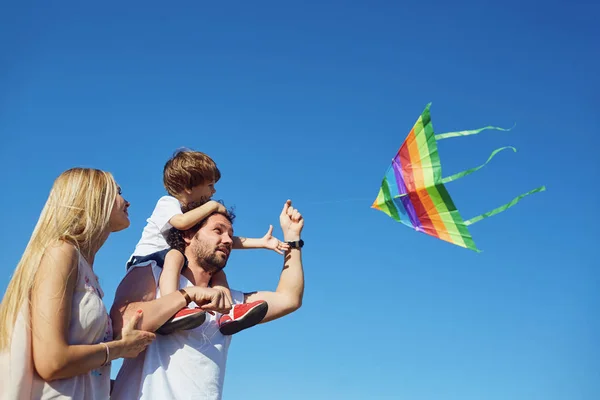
top-left (118, 310), bottom-right (156, 359)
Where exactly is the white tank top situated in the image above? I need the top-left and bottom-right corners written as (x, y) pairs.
top-left (0, 250), bottom-right (113, 400)
top-left (111, 261), bottom-right (244, 400)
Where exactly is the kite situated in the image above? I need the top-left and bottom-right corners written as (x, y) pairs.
top-left (371, 103), bottom-right (545, 252)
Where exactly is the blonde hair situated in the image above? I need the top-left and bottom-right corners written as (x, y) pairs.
top-left (0, 167), bottom-right (118, 351)
top-left (163, 148), bottom-right (221, 197)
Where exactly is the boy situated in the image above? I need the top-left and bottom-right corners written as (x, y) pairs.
top-left (126, 148), bottom-right (288, 335)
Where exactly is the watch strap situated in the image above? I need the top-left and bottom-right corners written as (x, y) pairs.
top-left (286, 239), bottom-right (304, 249)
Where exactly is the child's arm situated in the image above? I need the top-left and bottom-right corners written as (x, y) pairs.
top-left (233, 225), bottom-right (290, 254)
top-left (169, 200), bottom-right (224, 231)
top-left (158, 249), bottom-right (186, 296)
top-left (210, 270), bottom-right (233, 306)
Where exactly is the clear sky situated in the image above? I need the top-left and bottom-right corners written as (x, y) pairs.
top-left (1, 1), bottom-right (598, 399)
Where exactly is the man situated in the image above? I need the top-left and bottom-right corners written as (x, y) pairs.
top-left (109, 199), bottom-right (304, 400)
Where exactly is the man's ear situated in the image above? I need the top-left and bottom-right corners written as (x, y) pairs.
top-left (183, 230), bottom-right (193, 244)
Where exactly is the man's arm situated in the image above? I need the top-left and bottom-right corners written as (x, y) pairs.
top-left (244, 200), bottom-right (304, 323)
top-left (110, 266), bottom-right (188, 338)
top-left (110, 266), bottom-right (232, 338)
top-left (244, 247), bottom-right (303, 323)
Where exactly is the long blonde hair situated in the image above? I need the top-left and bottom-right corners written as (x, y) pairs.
top-left (0, 167), bottom-right (118, 351)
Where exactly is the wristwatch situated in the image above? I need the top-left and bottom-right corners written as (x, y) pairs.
top-left (286, 239), bottom-right (304, 249)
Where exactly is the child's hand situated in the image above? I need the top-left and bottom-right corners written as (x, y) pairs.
top-left (261, 225), bottom-right (290, 255)
top-left (206, 200), bottom-right (227, 214)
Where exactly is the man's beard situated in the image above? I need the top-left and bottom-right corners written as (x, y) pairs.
top-left (192, 241), bottom-right (229, 274)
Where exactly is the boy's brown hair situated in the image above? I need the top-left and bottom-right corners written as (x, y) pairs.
top-left (163, 148), bottom-right (221, 197)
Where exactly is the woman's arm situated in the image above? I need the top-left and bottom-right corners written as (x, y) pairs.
top-left (31, 242), bottom-right (153, 381)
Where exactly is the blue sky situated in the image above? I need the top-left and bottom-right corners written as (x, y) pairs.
top-left (1, 1), bottom-right (598, 399)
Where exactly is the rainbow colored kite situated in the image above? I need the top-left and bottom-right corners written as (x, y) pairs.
top-left (371, 103), bottom-right (545, 252)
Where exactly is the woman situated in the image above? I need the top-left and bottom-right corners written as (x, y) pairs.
top-left (0, 167), bottom-right (156, 399)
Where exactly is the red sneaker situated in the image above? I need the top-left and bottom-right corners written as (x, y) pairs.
top-left (157, 307), bottom-right (207, 335)
top-left (219, 300), bottom-right (268, 335)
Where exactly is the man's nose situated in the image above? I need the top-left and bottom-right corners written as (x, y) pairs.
top-left (222, 233), bottom-right (233, 245)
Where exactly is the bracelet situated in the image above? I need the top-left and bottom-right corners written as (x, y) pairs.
top-left (100, 342), bottom-right (110, 367)
top-left (179, 288), bottom-right (192, 306)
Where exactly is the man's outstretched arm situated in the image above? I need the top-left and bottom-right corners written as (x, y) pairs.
top-left (245, 200), bottom-right (304, 323)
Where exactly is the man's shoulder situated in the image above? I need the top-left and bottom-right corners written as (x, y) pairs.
top-left (116, 263), bottom-right (157, 300)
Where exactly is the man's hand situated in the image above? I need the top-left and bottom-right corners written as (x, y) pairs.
top-left (187, 286), bottom-right (232, 314)
top-left (261, 225), bottom-right (290, 255)
top-left (280, 200), bottom-right (304, 241)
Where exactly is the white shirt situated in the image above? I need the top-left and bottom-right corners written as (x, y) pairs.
top-left (111, 261), bottom-right (244, 400)
top-left (130, 196), bottom-right (183, 257)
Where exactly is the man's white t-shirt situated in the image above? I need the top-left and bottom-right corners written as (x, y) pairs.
top-left (130, 196), bottom-right (183, 258)
top-left (111, 261), bottom-right (244, 400)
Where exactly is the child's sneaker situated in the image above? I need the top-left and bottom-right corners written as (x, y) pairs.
top-left (156, 307), bottom-right (207, 335)
top-left (218, 300), bottom-right (268, 335)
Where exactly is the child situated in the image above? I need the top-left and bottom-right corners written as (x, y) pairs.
top-left (126, 148), bottom-right (289, 335)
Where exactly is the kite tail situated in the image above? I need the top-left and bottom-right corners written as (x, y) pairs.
top-left (441, 146), bottom-right (517, 184)
top-left (464, 186), bottom-right (547, 226)
top-left (435, 123), bottom-right (516, 140)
